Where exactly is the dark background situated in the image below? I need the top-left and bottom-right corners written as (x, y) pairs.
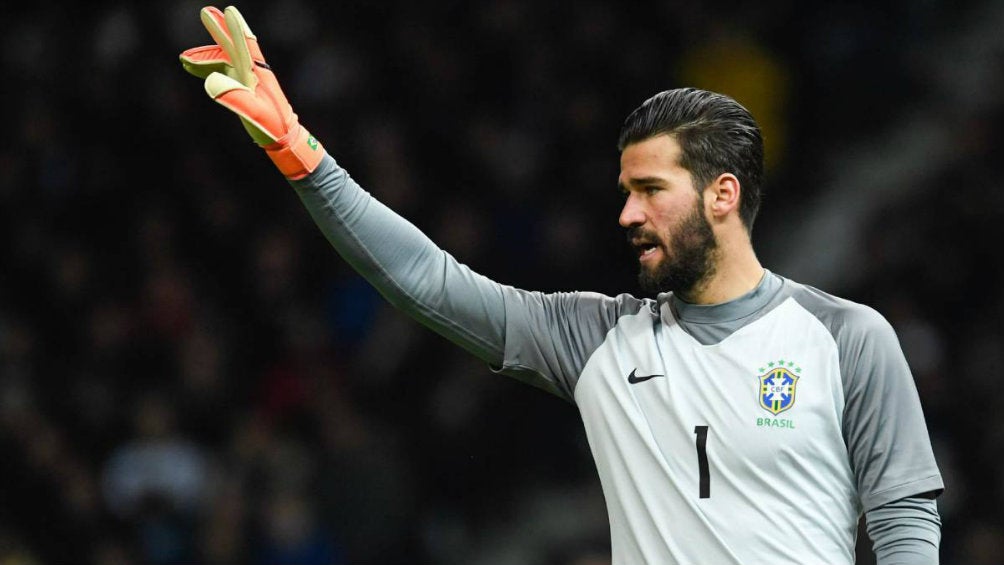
top-left (1, 1), bottom-right (1002, 563)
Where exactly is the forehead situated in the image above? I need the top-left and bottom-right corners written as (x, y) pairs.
top-left (618, 134), bottom-right (688, 185)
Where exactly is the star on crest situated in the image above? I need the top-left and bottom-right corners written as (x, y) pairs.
top-left (756, 359), bottom-right (803, 376)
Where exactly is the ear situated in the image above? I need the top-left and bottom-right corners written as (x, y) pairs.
top-left (704, 173), bottom-right (741, 220)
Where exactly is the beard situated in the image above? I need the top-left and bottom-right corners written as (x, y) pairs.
top-left (630, 204), bottom-right (719, 299)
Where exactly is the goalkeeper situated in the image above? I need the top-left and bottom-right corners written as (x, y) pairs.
top-left (181, 7), bottom-right (944, 564)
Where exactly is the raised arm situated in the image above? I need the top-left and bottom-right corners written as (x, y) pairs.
top-left (178, 5), bottom-right (507, 363)
top-left (178, 5), bottom-right (638, 403)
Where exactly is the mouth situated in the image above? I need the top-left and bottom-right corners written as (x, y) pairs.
top-left (631, 238), bottom-right (661, 261)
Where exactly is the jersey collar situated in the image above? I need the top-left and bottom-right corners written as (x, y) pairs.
top-left (662, 270), bottom-right (783, 324)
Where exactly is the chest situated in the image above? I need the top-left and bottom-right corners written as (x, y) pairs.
top-left (574, 301), bottom-right (848, 482)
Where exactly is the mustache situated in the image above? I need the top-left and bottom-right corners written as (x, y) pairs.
top-left (626, 226), bottom-right (660, 244)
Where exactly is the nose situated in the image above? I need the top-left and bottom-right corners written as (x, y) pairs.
top-left (619, 193), bottom-right (646, 228)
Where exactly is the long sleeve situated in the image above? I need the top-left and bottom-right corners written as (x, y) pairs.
top-left (866, 495), bottom-right (941, 564)
top-left (289, 154), bottom-right (507, 364)
top-left (288, 154), bottom-right (637, 401)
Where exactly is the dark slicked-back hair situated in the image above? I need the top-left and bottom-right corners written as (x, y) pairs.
top-left (618, 88), bottom-right (764, 233)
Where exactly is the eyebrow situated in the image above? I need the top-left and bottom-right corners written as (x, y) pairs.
top-left (618, 176), bottom-right (669, 192)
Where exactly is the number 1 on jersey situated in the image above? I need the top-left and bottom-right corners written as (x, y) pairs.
top-left (694, 425), bottom-right (710, 498)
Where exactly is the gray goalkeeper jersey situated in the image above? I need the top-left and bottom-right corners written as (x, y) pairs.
top-left (292, 155), bottom-right (943, 565)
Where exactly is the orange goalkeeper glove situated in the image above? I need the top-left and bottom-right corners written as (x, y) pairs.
top-left (179, 5), bottom-right (324, 179)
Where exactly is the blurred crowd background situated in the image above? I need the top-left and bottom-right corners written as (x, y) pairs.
top-left (2, 0), bottom-right (1003, 563)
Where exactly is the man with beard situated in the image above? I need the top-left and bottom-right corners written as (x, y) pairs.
top-left (181, 7), bottom-right (943, 564)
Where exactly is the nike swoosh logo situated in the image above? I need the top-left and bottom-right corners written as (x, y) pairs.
top-left (627, 368), bottom-right (665, 384)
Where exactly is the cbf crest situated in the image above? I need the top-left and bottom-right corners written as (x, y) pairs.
top-left (757, 360), bottom-right (801, 415)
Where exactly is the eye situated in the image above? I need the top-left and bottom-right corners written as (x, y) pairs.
top-left (644, 185), bottom-right (661, 196)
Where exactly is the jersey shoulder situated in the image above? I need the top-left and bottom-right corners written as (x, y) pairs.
top-left (495, 289), bottom-right (655, 401)
top-left (782, 277), bottom-right (894, 341)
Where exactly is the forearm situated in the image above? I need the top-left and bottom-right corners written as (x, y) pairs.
top-left (290, 154), bottom-right (507, 363)
top-left (866, 495), bottom-right (941, 565)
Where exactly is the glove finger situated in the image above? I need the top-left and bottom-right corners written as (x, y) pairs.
top-left (200, 7), bottom-right (236, 64)
top-left (223, 6), bottom-right (256, 89)
top-left (204, 70), bottom-right (249, 99)
top-left (179, 45), bottom-right (231, 79)
top-left (204, 72), bottom-right (280, 145)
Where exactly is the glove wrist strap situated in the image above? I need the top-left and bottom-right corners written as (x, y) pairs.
top-left (264, 124), bottom-right (325, 179)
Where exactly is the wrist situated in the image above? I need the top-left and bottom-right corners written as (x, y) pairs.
top-left (264, 123), bottom-right (325, 180)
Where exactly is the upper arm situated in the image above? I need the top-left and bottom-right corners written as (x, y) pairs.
top-left (835, 305), bottom-right (945, 511)
top-left (493, 289), bottom-right (645, 402)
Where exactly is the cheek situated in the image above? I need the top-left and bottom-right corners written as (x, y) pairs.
top-left (661, 203), bottom-right (705, 241)
top-left (654, 209), bottom-right (688, 237)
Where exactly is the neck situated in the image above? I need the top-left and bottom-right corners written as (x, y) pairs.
top-left (681, 243), bottom-right (764, 305)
